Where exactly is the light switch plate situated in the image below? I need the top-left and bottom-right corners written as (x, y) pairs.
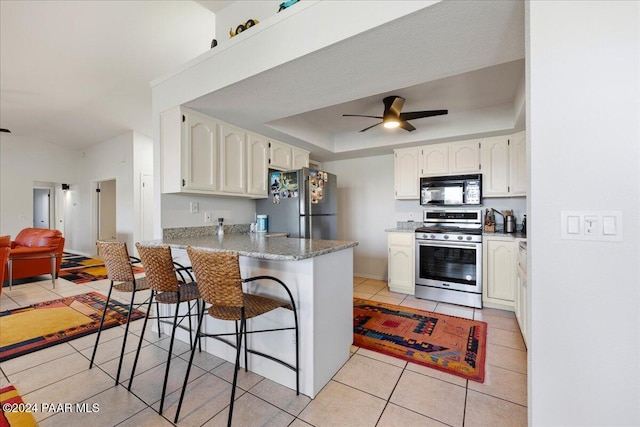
top-left (561, 210), bottom-right (623, 241)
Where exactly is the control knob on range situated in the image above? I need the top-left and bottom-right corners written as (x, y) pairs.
top-left (466, 236), bottom-right (473, 241)
top-left (430, 234), bottom-right (436, 239)
top-left (457, 236), bottom-right (463, 240)
top-left (443, 235), bottom-right (449, 240)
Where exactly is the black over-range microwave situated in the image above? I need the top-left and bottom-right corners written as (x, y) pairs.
top-left (420, 174), bottom-right (482, 206)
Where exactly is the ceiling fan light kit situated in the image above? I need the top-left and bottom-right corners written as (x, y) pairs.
top-left (343, 95), bottom-right (448, 132)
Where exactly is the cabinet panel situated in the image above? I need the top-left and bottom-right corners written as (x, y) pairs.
top-left (509, 131), bottom-right (527, 196)
top-left (420, 145), bottom-right (448, 176)
top-left (184, 113), bottom-right (218, 191)
top-left (292, 147), bottom-right (310, 169)
top-left (483, 238), bottom-right (516, 309)
top-left (449, 140), bottom-right (480, 173)
top-left (247, 133), bottom-right (269, 197)
top-left (481, 137), bottom-right (510, 197)
top-left (270, 140), bottom-right (292, 170)
top-left (388, 232), bottom-right (415, 295)
top-left (394, 147), bottom-right (419, 199)
top-left (219, 124), bottom-right (246, 194)
top-left (160, 107), bottom-right (182, 193)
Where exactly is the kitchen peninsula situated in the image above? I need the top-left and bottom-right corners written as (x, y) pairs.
top-left (149, 232), bottom-right (358, 398)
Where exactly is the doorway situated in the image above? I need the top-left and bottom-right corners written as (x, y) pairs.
top-left (33, 188), bottom-right (51, 229)
top-left (96, 179), bottom-right (116, 241)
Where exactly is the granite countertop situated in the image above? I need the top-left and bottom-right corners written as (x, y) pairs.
top-left (146, 233), bottom-right (358, 261)
top-left (483, 229), bottom-right (527, 239)
top-left (385, 228), bottom-right (418, 233)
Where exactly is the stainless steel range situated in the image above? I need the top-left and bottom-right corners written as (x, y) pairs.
top-left (415, 209), bottom-right (483, 308)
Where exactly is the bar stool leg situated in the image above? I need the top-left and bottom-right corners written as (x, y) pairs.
top-left (159, 299), bottom-right (181, 414)
top-left (174, 300), bottom-right (206, 424)
top-left (129, 290), bottom-right (155, 391)
top-left (114, 287), bottom-right (137, 385)
top-left (228, 310), bottom-right (245, 427)
top-left (89, 282), bottom-right (114, 369)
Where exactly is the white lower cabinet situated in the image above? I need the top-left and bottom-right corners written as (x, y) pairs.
top-left (482, 235), bottom-right (516, 310)
top-left (387, 232), bottom-right (415, 295)
top-left (515, 240), bottom-right (527, 346)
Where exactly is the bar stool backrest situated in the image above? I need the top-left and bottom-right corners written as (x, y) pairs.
top-left (135, 244), bottom-right (180, 293)
top-left (187, 248), bottom-right (243, 308)
top-left (97, 241), bottom-right (135, 282)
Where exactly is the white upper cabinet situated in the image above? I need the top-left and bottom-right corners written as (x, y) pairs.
top-left (509, 131), bottom-right (527, 196)
top-left (394, 147), bottom-right (420, 199)
top-left (419, 145), bottom-right (448, 176)
top-left (161, 107), bottom-right (306, 198)
top-left (480, 136), bottom-right (510, 196)
top-left (219, 123), bottom-right (246, 194)
top-left (292, 147), bottom-right (310, 169)
top-left (448, 140), bottom-right (481, 174)
top-left (247, 133), bottom-right (270, 197)
top-left (419, 140), bottom-right (480, 177)
top-left (480, 133), bottom-right (527, 197)
top-left (269, 140), bottom-right (292, 170)
top-left (183, 109), bottom-right (219, 192)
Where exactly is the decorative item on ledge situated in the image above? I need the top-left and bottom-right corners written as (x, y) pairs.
top-left (229, 19), bottom-right (259, 38)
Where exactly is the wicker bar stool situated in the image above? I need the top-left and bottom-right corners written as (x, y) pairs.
top-left (90, 240), bottom-right (155, 385)
top-left (174, 248), bottom-right (299, 426)
top-left (130, 243), bottom-right (201, 414)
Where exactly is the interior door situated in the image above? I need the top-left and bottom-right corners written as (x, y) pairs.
top-left (97, 179), bottom-right (116, 241)
top-left (33, 188), bottom-right (50, 229)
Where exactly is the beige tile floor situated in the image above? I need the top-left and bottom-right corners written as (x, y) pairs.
top-left (0, 275), bottom-right (527, 426)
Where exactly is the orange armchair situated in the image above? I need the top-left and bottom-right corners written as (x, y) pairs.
top-left (3, 228), bottom-right (65, 284)
top-left (0, 235), bottom-right (10, 295)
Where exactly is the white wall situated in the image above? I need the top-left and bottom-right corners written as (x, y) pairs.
top-left (322, 155), bottom-right (396, 279)
top-left (160, 193), bottom-right (256, 229)
top-left (0, 134), bottom-right (78, 241)
top-left (528, 2), bottom-right (640, 425)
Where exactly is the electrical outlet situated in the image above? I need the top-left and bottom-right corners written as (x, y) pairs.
top-left (189, 202), bottom-right (199, 213)
top-left (204, 212), bottom-right (212, 223)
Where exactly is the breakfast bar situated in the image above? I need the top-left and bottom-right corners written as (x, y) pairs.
top-left (148, 233), bottom-right (358, 398)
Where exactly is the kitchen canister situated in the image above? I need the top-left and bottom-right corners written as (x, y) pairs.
top-left (256, 215), bottom-right (268, 233)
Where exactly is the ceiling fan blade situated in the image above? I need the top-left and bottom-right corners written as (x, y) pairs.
top-left (342, 114), bottom-right (383, 119)
top-left (399, 121), bottom-right (416, 132)
top-left (360, 122), bottom-right (383, 132)
top-left (399, 110), bottom-right (448, 121)
top-left (383, 96), bottom-right (405, 117)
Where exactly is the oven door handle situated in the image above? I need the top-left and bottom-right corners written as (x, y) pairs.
top-left (416, 240), bottom-right (480, 249)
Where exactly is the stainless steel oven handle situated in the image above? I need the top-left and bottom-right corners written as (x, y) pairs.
top-left (416, 240), bottom-right (480, 250)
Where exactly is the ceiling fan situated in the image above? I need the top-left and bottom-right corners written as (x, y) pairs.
top-left (343, 95), bottom-right (448, 132)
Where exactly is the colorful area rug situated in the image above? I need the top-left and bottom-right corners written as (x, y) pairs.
top-left (58, 264), bottom-right (144, 284)
top-left (0, 385), bottom-right (38, 427)
top-left (353, 298), bottom-right (487, 383)
top-left (0, 292), bottom-right (145, 362)
top-left (60, 253), bottom-right (105, 270)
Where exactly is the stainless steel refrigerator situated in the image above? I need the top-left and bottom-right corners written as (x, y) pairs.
top-left (255, 168), bottom-right (338, 240)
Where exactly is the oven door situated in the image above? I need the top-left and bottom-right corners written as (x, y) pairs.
top-left (415, 239), bottom-right (482, 293)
